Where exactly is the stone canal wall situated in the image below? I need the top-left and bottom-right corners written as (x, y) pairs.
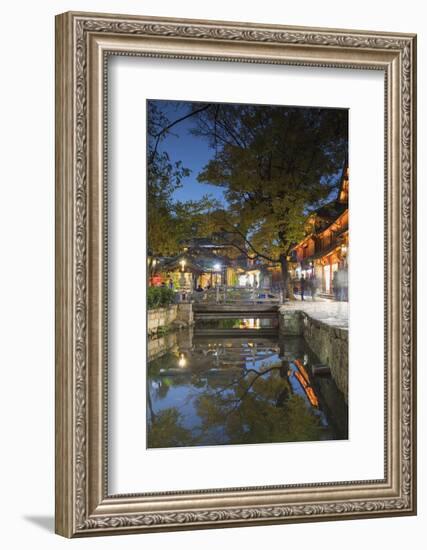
top-left (176, 303), bottom-right (194, 327)
top-left (148, 327), bottom-right (194, 362)
top-left (279, 309), bottom-right (304, 336)
top-left (302, 314), bottom-right (348, 403)
top-left (148, 303), bottom-right (194, 336)
top-left (279, 308), bottom-right (348, 402)
top-left (148, 330), bottom-right (178, 361)
top-left (148, 305), bottom-right (177, 336)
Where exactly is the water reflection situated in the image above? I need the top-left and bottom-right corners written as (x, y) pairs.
top-left (195, 317), bottom-right (278, 331)
top-left (147, 325), bottom-right (348, 449)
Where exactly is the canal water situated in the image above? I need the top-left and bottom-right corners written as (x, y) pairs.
top-left (147, 318), bottom-right (348, 449)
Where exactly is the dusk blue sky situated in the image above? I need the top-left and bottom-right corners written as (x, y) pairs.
top-left (151, 100), bottom-right (228, 206)
top-left (149, 100), bottom-right (345, 208)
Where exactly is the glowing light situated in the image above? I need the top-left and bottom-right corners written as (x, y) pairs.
top-left (294, 370), bottom-right (319, 407)
top-left (180, 259), bottom-right (186, 272)
top-left (213, 263), bottom-right (221, 271)
top-left (178, 353), bottom-right (187, 368)
top-left (294, 359), bottom-right (310, 384)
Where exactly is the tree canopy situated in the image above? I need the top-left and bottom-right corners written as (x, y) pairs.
top-left (193, 103), bottom-right (348, 287)
top-left (147, 102), bottom-right (219, 256)
top-left (147, 101), bottom-right (348, 293)
top-left (147, 361), bottom-right (324, 447)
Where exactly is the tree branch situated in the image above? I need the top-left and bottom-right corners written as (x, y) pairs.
top-left (149, 104), bottom-right (212, 165)
top-left (225, 365), bottom-right (285, 413)
top-left (220, 220), bottom-right (278, 263)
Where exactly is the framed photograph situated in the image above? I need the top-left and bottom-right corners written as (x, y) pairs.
top-left (55, 11), bottom-right (417, 537)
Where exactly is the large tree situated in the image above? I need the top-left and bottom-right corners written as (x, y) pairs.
top-left (192, 103), bottom-right (348, 295)
top-left (147, 363), bottom-right (323, 447)
top-left (147, 101), bottom-right (218, 258)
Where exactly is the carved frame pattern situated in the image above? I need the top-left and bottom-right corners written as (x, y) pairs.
top-left (55, 12), bottom-right (416, 537)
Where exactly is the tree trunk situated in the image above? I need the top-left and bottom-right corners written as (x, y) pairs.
top-left (279, 253), bottom-right (295, 301)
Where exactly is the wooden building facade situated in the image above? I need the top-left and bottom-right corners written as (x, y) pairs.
top-left (291, 167), bottom-right (349, 298)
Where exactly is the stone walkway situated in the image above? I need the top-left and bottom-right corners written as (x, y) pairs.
top-left (280, 298), bottom-right (349, 330)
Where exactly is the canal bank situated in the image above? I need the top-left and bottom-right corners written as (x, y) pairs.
top-left (146, 298), bottom-right (348, 449)
top-left (148, 301), bottom-right (348, 404)
top-left (147, 324), bottom-right (348, 448)
top-left (278, 303), bottom-right (348, 403)
top-left (147, 303), bottom-right (194, 337)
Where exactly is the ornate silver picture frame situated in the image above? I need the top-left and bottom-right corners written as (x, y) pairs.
top-left (55, 11), bottom-right (416, 537)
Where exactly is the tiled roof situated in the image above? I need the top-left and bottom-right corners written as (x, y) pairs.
top-left (312, 200), bottom-right (347, 227)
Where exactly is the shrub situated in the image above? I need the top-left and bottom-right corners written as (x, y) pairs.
top-left (147, 286), bottom-right (176, 309)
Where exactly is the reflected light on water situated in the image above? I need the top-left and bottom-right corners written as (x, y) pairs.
top-left (241, 318), bottom-right (260, 329)
top-left (148, 328), bottom-right (348, 448)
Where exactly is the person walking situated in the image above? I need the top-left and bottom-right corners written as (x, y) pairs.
top-left (310, 274), bottom-right (318, 301)
top-left (300, 274), bottom-right (306, 301)
top-left (342, 266), bottom-right (349, 301)
top-left (332, 269), bottom-right (340, 301)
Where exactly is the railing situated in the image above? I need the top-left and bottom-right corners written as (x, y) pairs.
top-left (177, 286), bottom-right (283, 304)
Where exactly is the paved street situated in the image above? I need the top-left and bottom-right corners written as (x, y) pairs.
top-left (280, 299), bottom-right (349, 330)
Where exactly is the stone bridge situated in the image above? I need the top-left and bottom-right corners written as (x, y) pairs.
top-left (192, 302), bottom-right (279, 320)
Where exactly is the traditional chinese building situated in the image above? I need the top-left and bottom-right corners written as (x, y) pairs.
top-left (178, 237), bottom-right (235, 289)
top-left (149, 236), bottom-right (272, 291)
top-left (291, 166), bottom-right (349, 298)
top-left (149, 238), bottom-right (240, 291)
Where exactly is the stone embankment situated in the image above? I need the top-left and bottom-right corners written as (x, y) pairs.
top-left (147, 303), bottom-right (193, 337)
top-left (279, 303), bottom-right (348, 402)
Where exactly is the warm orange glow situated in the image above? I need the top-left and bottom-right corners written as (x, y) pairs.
top-left (239, 319), bottom-right (260, 329)
top-left (294, 370), bottom-right (319, 407)
top-left (178, 353), bottom-right (187, 368)
top-left (294, 359), bottom-right (310, 384)
top-left (306, 387), bottom-right (319, 407)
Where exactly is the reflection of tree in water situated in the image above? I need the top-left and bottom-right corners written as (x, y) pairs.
top-left (147, 356), bottom-right (194, 448)
top-left (147, 362), bottom-right (324, 448)
top-left (149, 352), bottom-right (175, 375)
top-left (147, 407), bottom-right (194, 448)
top-left (195, 363), bottom-right (323, 445)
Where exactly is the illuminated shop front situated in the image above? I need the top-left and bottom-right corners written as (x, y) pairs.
top-left (237, 269), bottom-right (260, 288)
top-left (290, 166), bottom-right (349, 298)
